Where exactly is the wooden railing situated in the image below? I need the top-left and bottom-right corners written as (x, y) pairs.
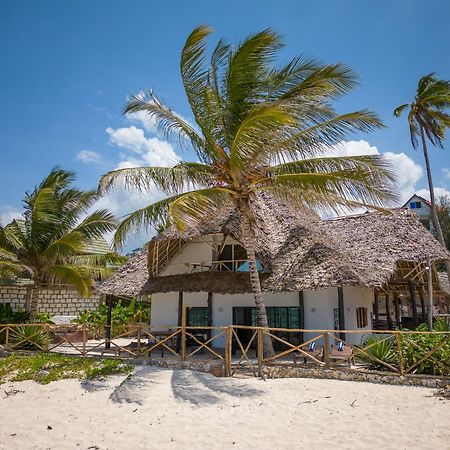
top-left (0, 324), bottom-right (448, 379)
top-left (166, 259), bottom-right (265, 274)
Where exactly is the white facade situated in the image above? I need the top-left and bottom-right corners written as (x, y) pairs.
top-left (403, 194), bottom-right (433, 231)
top-left (150, 235), bottom-right (374, 346)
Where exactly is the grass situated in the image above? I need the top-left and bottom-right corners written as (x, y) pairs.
top-left (0, 354), bottom-right (134, 384)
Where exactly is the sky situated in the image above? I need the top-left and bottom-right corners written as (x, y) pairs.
top-left (0, 0), bottom-right (449, 251)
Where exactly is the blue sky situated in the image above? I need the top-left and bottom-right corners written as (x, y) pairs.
top-left (1, 0), bottom-right (449, 249)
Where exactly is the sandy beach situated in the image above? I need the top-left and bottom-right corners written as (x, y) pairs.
top-left (0, 367), bottom-right (448, 450)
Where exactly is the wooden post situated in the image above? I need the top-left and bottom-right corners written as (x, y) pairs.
top-left (298, 291), bottom-right (305, 344)
top-left (337, 286), bottom-right (345, 341)
top-left (105, 295), bottom-right (113, 349)
top-left (427, 255), bottom-right (433, 331)
top-left (393, 293), bottom-right (401, 329)
top-left (44, 324), bottom-right (50, 352)
top-left (408, 281), bottom-right (418, 328)
top-left (181, 304), bottom-right (187, 361)
top-left (224, 326), bottom-right (232, 377)
top-left (82, 323), bottom-right (87, 357)
top-left (373, 291), bottom-right (379, 329)
top-left (136, 325), bottom-right (141, 357)
top-left (4, 326), bottom-right (9, 351)
top-left (395, 333), bottom-right (404, 376)
top-left (207, 292), bottom-right (213, 341)
top-left (176, 292), bottom-right (183, 353)
top-left (385, 294), bottom-right (393, 330)
top-left (418, 286), bottom-right (427, 324)
top-left (323, 332), bottom-right (330, 368)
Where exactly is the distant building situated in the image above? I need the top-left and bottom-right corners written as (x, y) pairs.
top-left (402, 194), bottom-right (434, 231)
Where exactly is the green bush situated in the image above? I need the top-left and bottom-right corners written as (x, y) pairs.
top-left (35, 312), bottom-right (54, 324)
top-left (8, 325), bottom-right (47, 350)
top-left (356, 335), bottom-right (398, 370)
top-left (72, 300), bottom-right (150, 338)
top-left (0, 303), bottom-right (29, 324)
top-left (401, 319), bottom-right (450, 376)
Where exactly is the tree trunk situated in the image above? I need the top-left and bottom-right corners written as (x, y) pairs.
top-left (238, 199), bottom-right (275, 357)
top-left (420, 126), bottom-right (450, 281)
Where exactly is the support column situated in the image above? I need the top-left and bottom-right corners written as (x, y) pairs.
top-left (408, 281), bottom-right (418, 328)
top-left (394, 293), bottom-right (401, 329)
top-left (298, 291), bottom-right (305, 343)
top-left (105, 295), bottom-right (113, 349)
top-left (385, 294), bottom-right (393, 330)
top-left (176, 292), bottom-right (184, 352)
top-left (373, 291), bottom-right (379, 329)
top-left (207, 292), bottom-right (213, 340)
top-left (418, 286), bottom-right (427, 324)
top-left (337, 286), bottom-right (345, 341)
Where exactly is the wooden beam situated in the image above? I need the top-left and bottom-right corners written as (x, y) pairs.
top-left (393, 293), bottom-right (401, 329)
top-left (176, 292), bottom-right (183, 353)
top-left (207, 292), bottom-right (213, 340)
top-left (418, 285), bottom-right (427, 324)
top-left (298, 291), bottom-right (305, 343)
top-left (373, 291), bottom-right (379, 329)
top-left (408, 281), bottom-right (418, 328)
top-left (385, 294), bottom-right (393, 330)
top-left (337, 286), bottom-right (345, 341)
top-left (105, 295), bottom-right (113, 349)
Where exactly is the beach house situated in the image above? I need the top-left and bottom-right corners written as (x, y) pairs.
top-left (100, 193), bottom-right (450, 346)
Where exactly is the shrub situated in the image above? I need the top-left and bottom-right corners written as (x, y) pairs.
top-left (35, 312), bottom-right (55, 324)
top-left (356, 335), bottom-right (398, 370)
top-left (8, 325), bottom-right (47, 350)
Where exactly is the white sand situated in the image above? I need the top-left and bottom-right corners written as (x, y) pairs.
top-left (0, 367), bottom-right (448, 450)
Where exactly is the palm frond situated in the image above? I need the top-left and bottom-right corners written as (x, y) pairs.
top-left (73, 209), bottom-right (117, 240)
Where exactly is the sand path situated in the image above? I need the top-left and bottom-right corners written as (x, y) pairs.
top-left (0, 366), bottom-right (448, 449)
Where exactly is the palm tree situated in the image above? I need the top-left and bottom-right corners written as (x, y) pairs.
top-left (0, 168), bottom-right (121, 299)
top-left (394, 73), bottom-right (450, 280)
top-left (100, 26), bottom-right (397, 356)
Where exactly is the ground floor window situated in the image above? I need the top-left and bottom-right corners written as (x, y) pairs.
top-left (233, 306), bottom-right (302, 348)
top-left (356, 307), bottom-right (368, 328)
top-left (187, 307), bottom-right (209, 327)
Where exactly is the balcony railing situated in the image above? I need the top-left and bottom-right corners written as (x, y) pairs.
top-left (167, 259), bottom-right (265, 274)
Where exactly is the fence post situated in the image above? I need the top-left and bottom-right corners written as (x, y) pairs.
top-left (257, 329), bottom-right (264, 378)
top-left (396, 333), bottom-right (404, 376)
top-left (44, 324), bottom-right (50, 352)
top-left (323, 332), bottom-right (330, 368)
top-left (4, 326), bottom-right (9, 352)
top-left (136, 325), bottom-right (141, 358)
top-left (224, 326), bottom-right (232, 377)
top-left (181, 305), bottom-right (187, 361)
top-left (82, 324), bottom-right (87, 357)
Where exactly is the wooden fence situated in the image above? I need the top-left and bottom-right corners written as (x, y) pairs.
top-left (0, 323), bottom-right (448, 379)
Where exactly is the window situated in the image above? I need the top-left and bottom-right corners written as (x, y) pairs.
top-left (409, 201), bottom-right (422, 209)
top-left (356, 307), bottom-right (368, 328)
top-left (187, 307), bottom-right (209, 327)
top-left (217, 244), bottom-right (247, 270)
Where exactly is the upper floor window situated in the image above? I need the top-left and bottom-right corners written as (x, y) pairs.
top-left (217, 244), bottom-right (247, 270)
top-left (409, 201), bottom-right (422, 209)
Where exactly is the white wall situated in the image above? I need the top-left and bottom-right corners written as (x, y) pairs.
top-left (151, 286), bottom-right (374, 347)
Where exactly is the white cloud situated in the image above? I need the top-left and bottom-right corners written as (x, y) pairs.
top-left (416, 187), bottom-right (450, 201)
top-left (442, 168), bottom-right (450, 180)
top-left (0, 206), bottom-right (23, 226)
top-left (126, 110), bottom-right (157, 133)
top-left (106, 126), bottom-right (178, 167)
top-left (76, 150), bottom-right (101, 164)
top-left (330, 140), bottom-right (424, 204)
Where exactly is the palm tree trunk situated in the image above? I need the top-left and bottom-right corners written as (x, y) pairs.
top-left (238, 199), bottom-right (275, 357)
top-left (419, 126), bottom-right (450, 283)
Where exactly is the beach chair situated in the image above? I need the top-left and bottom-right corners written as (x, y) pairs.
top-left (293, 341), bottom-right (323, 364)
top-left (330, 342), bottom-right (354, 366)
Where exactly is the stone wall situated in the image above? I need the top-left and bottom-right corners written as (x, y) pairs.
top-left (0, 285), bottom-right (102, 316)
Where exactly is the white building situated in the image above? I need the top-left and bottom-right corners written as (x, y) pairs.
top-left (402, 194), bottom-right (434, 231)
top-left (101, 194), bottom-right (450, 347)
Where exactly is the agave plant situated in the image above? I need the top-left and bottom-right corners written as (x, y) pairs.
top-left (356, 335), bottom-right (398, 370)
top-left (8, 325), bottom-right (47, 351)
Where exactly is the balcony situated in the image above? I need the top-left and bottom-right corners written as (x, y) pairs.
top-left (171, 259), bottom-right (265, 274)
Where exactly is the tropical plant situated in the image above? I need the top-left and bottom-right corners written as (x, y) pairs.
top-left (100, 26), bottom-right (397, 355)
top-left (0, 168), bottom-right (124, 297)
top-left (0, 303), bottom-right (29, 325)
top-left (437, 195), bottom-right (450, 251)
top-left (35, 312), bottom-right (55, 324)
top-left (401, 319), bottom-right (450, 376)
top-left (356, 335), bottom-right (398, 371)
top-left (8, 325), bottom-right (47, 350)
top-left (394, 73), bottom-right (450, 282)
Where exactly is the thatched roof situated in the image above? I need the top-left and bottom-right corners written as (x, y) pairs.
top-left (99, 193), bottom-right (450, 296)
